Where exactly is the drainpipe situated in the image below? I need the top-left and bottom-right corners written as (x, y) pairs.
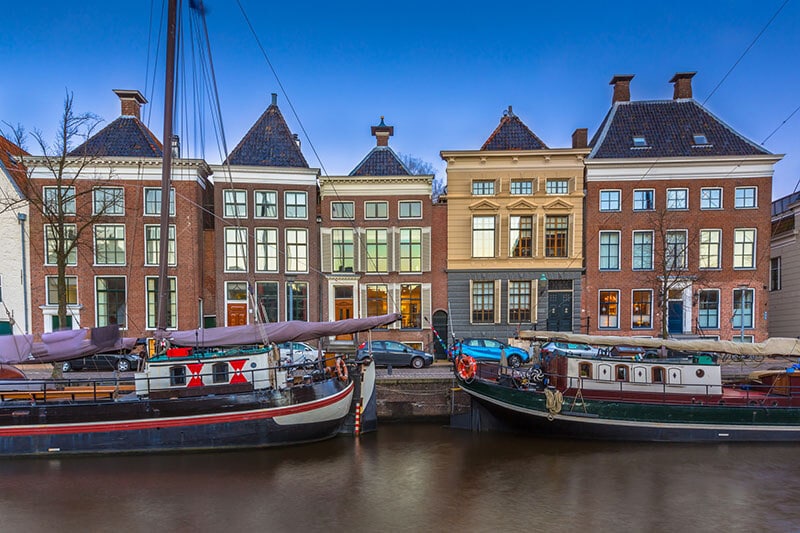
top-left (17, 213), bottom-right (29, 334)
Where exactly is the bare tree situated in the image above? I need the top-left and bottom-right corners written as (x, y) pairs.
top-left (4, 92), bottom-right (115, 332)
top-left (397, 153), bottom-right (446, 200)
top-left (634, 206), bottom-right (712, 339)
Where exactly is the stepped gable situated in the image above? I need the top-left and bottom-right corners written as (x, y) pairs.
top-left (590, 73), bottom-right (770, 159)
top-left (68, 89), bottom-right (163, 158)
top-left (349, 117), bottom-right (411, 176)
top-left (0, 135), bottom-right (29, 192)
top-left (226, 93), bottom-right (308, 167)
top-left (481, 106), bottom-right (549, 151)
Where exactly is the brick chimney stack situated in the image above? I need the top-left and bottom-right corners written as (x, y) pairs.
top-left (371, 116), bottom-right (394, 147)
top-left (609, 75), bottom-right (635, 104)
top-left (112, 89), bottom-right (147, 120)
top-left (670, 72), bottom-right (696, 100)
top-left (572, 128), bottom-right (588, 149)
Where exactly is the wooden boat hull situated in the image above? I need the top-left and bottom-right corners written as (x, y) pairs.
top-left (457, 376), bottom-right (800, 443)
top-left (0, 379), bottom-right (355, 457)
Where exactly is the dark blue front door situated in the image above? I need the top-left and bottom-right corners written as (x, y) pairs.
top-left (668, 301), bottom-right (682, 333)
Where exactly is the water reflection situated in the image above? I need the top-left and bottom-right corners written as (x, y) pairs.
top-left (0, 425), bottom-right (799, 532)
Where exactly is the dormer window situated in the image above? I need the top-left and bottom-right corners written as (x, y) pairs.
top-left (693, 134), bottom-right (709, 145)
top-left (632, 136), bottom-right (647, 147)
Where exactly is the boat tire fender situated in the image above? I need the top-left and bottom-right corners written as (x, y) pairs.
top-left (457, 356), bottom-right (477, 382)
top-left (335, 357), bottom-right (349, 382)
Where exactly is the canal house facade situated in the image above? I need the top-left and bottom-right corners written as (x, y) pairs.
top-left (319, 119), bottom-right (435, 350)
top-left (441, 108), bottom-right (589, 340)
top-left (583, 73), bottom-right (782, 341)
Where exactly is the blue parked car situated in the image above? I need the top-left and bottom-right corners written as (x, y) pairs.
top-left (451, 338), bottom-right (530, 368)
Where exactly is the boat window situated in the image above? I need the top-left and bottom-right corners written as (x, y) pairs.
top-left (170, 366), bottom-right (186, 386)
top-left (212, 362), bottom-right (229, 384)
top-left (652, 366), bottom-right (665, 383)
top-left (598, 364), bottom-right (613, 381)
top-left (668, 368), bottom-right (682, 384)
top-left (579, 362), bottom-right (592, 379)
top-left (615, 364), bottom-right (629, 382)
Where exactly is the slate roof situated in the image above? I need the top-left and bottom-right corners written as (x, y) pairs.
top-left (349, 146), bottom-right (410, 176)
top-left (0, 135), bottom-right (29, 194)
top-left (589, 99), bottom-right (770, 159)
top-left (68, 117), bottom-right (163, 158)
top-left (225, 101), bottom-right (308, 167)
top-left (481, 111), bottom-right (549, 151)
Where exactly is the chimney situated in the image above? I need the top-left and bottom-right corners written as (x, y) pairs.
top-left (271, 93), bottom-right (278, 106)
top-left (171, 135), bottom-right (180, 158)
top-left (113, 89), bottom-right (147, 120)
top-left (609, 75), bottom-right (635, 104)
top-left (293, 133), bottom-right (301, 148)
top-left (370, 116), bottom-right (394, 147)
top-left (571, 128), bottom-right (588, 149)
top-left (670, 72), bottom-right (696, 100)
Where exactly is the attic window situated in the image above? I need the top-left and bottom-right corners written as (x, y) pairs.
top-left (693, 134), bottom-right (709, 146)
top-left (632, 136), bottom-right (647, 147)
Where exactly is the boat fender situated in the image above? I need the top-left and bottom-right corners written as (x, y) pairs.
top-left (335, 358), bottom-right (349, 382)
top-left (456, 356), bottom-right (477, 382)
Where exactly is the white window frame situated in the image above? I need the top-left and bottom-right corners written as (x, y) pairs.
top-left (255, 228), bottom-right (279, 272)
top-left (331, 201), bottom-right (355, 220)
top-left (285, 228), bottom-right (308, 273)
top-left (700, 187), bottom-right (722, 210)
top-left (666, 188), bottom-right (688, 210)
top-left (600, 190), bottom-right (621, 212)
top-left (254, 190), bottom-right (278, 219)
top-left (43, 186), bottom-right (76, 216)
top-left (144, 224), bottom-right (177, 266)
top-left (699, 229), bottom-right (721, 270)
top-left (599, 231), bottom-right (621, 271)
top-left (92, 187), bottom-right (124, 215)
top-left (224, 227), bottom-right (248, 273)
top-left (632, 230), bottom-right (653, 271)
top-left (398, 200), bottom-right (422, 219)
top-left (733, 228), bottom-right (756, 269)
top-left (284, 191), bottom-right (308, 219)
top-left (364, 201), bottom-right (388, 220)
top-left (472, 216), bottom-right (496, 258)
top-left (94, 224), bottom-right (126, 266)
top-left (734, 187), bottom-right (757, 209)
top-left (633, 189), bottom-right (655, 211)
top-left (143, 187), bottom-right (176, 216)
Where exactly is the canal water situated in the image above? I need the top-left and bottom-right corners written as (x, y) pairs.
top-left (1, 423), bottom-right (798, 532)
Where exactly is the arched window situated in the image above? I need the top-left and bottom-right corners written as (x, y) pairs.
top-left (615, 364), bottom-right (629, 382)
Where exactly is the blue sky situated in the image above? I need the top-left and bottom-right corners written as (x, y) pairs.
top-left (2, 0), bottom-right (798, 198)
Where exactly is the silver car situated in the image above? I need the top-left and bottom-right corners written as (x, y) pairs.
top-left (278, 342), bottom-right (318, 365)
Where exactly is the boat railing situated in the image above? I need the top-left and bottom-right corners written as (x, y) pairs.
top-left (0, 376), bottom-right (135, 403)
top-left (472, 360), bottom-right (800, 406)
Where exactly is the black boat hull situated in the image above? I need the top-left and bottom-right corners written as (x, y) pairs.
top-left (0, 380), bottom-right (354, 457)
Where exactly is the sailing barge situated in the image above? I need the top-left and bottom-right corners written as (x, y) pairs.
top-left (454, 332), bottom-right (800, 442)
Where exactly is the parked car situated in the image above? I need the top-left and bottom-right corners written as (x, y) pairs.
top-left (277, 342), bottom-right (318, 365)
top-left (356, 341), bottom-right (434, 369)
top-left (540, 341), bottom-right (600, 358)
top-left (61, 351), bottom-right (142, 373)
top-left (452, 338), bottom-right (530, 367)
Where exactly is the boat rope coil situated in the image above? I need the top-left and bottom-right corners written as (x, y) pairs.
top-left (544, 388), bottom-right (563, 421)
top-left (457, 356), bottom-right (477, 382)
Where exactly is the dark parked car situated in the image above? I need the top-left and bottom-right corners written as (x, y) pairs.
top-left (61, 352), bottom-right (142, 373)
top-left (451, 338), bottom-right (530, 367)
top-left (356, 341), bottom-right (434, 369)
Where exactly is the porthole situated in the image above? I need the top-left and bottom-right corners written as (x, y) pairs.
top-left (696, 369), bottom-right (705, 378)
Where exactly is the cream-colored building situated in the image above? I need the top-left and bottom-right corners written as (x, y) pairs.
top-left (441, 107), bottom-right (589, 339)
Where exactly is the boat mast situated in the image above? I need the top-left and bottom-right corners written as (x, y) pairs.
top-left (157, 0), bottom-right (177, 332)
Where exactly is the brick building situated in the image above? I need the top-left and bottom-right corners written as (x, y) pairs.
top-left (212, 93), bottom-right (321, 326)
top-left (584, 73), bottom-right (783, 341)
top-left (24, 89), bottom-right (213, 337)
top-left (319, 118), bottom-right (436, 352)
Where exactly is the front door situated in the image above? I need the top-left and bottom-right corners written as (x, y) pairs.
top-left (432, 310), bottom-right (449, 359)
top-left (547, 291), bottom-right (572, 331)
top-left (668, 301), bottom-right (683, 334)
top-left (334, 286), bottom-right (354, 340)
top-left (227, 303), bottom-right (247, 326)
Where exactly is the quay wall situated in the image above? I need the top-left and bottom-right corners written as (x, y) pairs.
top-left (374, 376), bottom-right (470, 421)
